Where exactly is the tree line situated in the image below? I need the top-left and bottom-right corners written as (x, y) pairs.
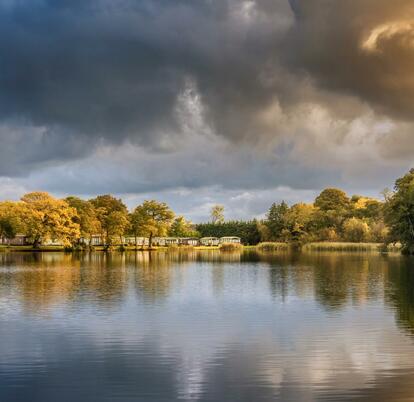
top-left (1, 168), bottom-right (414, 251)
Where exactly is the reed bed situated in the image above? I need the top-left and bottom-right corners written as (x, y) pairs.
top-left (256, 242), bottom-right (290, 252)
top-left (302, 242), bottom-right (383, 252)
top-left (218, 243), bottom-right (243, 251)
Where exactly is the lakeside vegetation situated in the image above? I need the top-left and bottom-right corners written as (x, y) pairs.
top-left (1, 168), bottom-right (414, 253)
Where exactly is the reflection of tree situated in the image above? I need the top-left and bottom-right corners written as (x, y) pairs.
top-left (311, 253), bottom-right (386, 311)
top-left (0, 252), bottom-right (81, 311)
top-left (386, 257), bottom-right (414, 335)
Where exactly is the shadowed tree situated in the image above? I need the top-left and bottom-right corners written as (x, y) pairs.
top-left (89, 195), bottom-right (129, 246)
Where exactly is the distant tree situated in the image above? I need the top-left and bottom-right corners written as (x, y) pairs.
top-left (0, 201), bottom-right (26, 243)
top-left (21, 192), bottom-right (80, 247)
top-left (314, 188), bottom-right (351, 235)
top-left (284, 203), bottom-right (316, 243)
top-left (385, 169), bottom-right (414, 253)
top-left (265, 201), bottom-right (289, 241)
top-left (211, 205), bottom-right (225, 224)
top-left (90, 195), bottom-right (129, 245)
top-left (196, 220), bottom-right (261, 245)
top-left (169, 216), bottom-right (198, 237)
top-left (343, 218), bottom-right (370, 243)
top-left (131, 200), bottom-right (175, 247)
top-left (65, 196), bottom-right (101, 245)
top-left (315, 188), bottom-right (350, 212)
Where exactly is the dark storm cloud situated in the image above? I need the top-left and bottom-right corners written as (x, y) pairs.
top-left (286, 0), bottom-right (414, 121)
top-left (0, 0), bottom-right (413, 200)
top-left (0, 0), bottom-right (293, 171)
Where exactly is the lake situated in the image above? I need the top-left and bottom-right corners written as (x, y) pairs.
top-left (1, 250), bottom-right (414, 401)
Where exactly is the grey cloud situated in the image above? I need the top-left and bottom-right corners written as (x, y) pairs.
top-left (285, 0), bottom-right (414, 121)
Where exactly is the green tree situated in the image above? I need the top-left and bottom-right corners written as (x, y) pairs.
top-left (314, 188), bottom-right (351, 235)
top-left (131, 200), bottom-right (175, 247)
top-left (385, 169), bottom-right (414, 253)
top-left (211, 205), bottom-right (225, 224)
top-left (90, 195), bottom-right (129, 245)
top-left (21, 192), bottom-right (80, 247)
top-left (169, 216), bottom-right (198, 237)
top-left (265, 201), bottom-right (289, 241)
top-left (315, 188), bottom-right (350, 212)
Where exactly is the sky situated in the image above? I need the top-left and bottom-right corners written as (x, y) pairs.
top-left (0, 0), bottom-right (413, 221)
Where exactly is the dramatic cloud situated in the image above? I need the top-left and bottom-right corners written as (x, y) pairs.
top-left (0, 0), bottom-right (413, 218)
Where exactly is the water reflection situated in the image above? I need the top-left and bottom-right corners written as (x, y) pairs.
top-left (1, 251), bottom-right (414, 401)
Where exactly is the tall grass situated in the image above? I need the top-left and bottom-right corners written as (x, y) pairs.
top-left (256, 242), bottom-right (289, 252)
top-left (302, 242), bottom-right (383, 252)
top-left (219, 243), bottom-right (243, 251)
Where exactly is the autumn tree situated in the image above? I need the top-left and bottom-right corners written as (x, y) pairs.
top-left (0, 201), bottom-right (26, 243)
top-left (89, 195), bottom-right (129, 245)
top-left (65, 196), bottom-right (101, 245)
top-left (21, 192), bottom-right (80, 247)
top-left (343, 218), bottom-right (370, 242)
top-left (210, 205), bottom-right (225, 224)
top-left (131, 200), bottom-right (174, 247)
top-left (169, 216), bottom-right (198, 237)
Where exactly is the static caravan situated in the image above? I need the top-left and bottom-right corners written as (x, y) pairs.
top-left (180, 237), bottom-right (199, 246)
top-left (152, 237), bottom-right (166, 246)
top-left (165, 237), bottom-right (179, 246)
top-left (200, 237), bottom-right (220, 246)
top-left (220, 236), bottom-right (241, 244)
top-left (42, 238), bottom-right (65, 246)
top-left (0, 234), bottom-right (28, 246)
top-left (124, 237), bottom-right (137, 245)
top-left (90, 235), bottom-right (104, 246)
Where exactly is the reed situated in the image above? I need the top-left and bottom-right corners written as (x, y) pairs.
top-left (302, 242), bottom-right (383, 252)
top-left (256, 242), bottom-right (289, 252)
top-left (219, 243), bottom-right (243, 251)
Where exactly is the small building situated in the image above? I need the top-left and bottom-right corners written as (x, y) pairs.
top-left (200, 237), bottom-right (220, 246)
top-left (90, 235), bottom-right (104, 246)
top-left (180, 237), bottom-right (199, 246)
top-left (220, 236), bottom-right (241, 244)
top-left (152, 237), bottom-right (166, 246)
top-left (0, 234), bottom-right (28, 246)
top-left (164, 237), bottom-right (179, 246)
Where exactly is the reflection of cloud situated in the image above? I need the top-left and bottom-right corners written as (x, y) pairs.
top-left (1, 253), bottom-right (414, 400)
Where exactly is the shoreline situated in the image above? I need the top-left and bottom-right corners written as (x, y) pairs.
top-left (0, 243), bottom-right (401, 253)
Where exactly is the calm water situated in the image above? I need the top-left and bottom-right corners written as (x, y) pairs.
top-left (1, 251), bottom-right (414, 401)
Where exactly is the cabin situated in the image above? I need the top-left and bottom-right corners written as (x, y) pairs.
top-left (220, 236), bottom-right (241, 244)
top-left (180, 237), bottom-right (199, 246)
top-left (200, 237), bottom-right (220, 246)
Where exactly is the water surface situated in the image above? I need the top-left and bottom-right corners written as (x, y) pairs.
top-left (1, 250), bottom-right (414, 401)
